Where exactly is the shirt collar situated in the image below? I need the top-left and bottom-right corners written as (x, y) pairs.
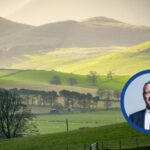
top-left (146, 108), bottom-right (150, 114)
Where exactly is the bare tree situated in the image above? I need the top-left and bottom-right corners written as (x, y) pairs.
top-left (50, 76), bottom-right (61, 85)
top-left (0, 89), bottom-right (35, 139)
top-left (103, 91), bottom-right (112, 110)
top-left (114, 90), bottom-right (120, 100)
top-left (68, 77), bottom-right (77, 86)
top-left (87, 71), bottom-right (98, 85)
top-left (96, 88), bottom-right (104, 99)
top-left (107, 71), bottom-right (113, 80)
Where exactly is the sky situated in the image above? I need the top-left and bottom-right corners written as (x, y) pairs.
top-left (0, 0), bottom-right (150, 26)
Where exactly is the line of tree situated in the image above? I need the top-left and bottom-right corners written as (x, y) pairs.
top-left (96, 88), bottom-right (120, 100)
top-left (0, 88), bottom-right (120, 111)
top-left (59, 90), bottom-right (99, 110)
top-left (1, 88), bottom-right (100, 110)
top-left (96, 88), bottom-right (120, 110)
top-left (10, 88), bottom-right (58, 107)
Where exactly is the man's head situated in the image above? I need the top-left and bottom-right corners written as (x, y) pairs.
top-left (143, 81), bottom-right (150, 109)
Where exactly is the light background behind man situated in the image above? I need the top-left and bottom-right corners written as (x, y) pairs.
top-left (124, 74), bottom-right (150, 116)
top-left (129, 81), bottom-right (150, 129)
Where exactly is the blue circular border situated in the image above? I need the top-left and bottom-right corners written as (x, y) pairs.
top-left (121, 69), bottom-right (150, 134)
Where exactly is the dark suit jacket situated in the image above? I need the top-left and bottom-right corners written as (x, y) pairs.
top-left (129, 109), bottom-right (146, 129)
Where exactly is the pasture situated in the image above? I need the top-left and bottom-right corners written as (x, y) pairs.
top-left (0, 69), bottom-right (129, 91)
top-left (34, 110), bottom-right (125, 134)
top-left (0, 122), bottom-right (150, 150)
top-left (10, 41), bottom-right (150, 75)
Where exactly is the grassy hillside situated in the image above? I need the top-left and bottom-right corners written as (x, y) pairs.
top-left (11, 41), bottom-right (150, 75)
top-left (0, 69), bottom-right (19, 77)
top-left (0, 123), bottom-right (150, 150)
top-left (11, 47), bottom-right (121, 70)
top-left (57, 41), bottom-right (150, 75)
top-left (0, 69), bottom-right (129, 91)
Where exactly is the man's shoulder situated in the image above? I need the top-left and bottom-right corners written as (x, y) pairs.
top-left (129, 109), bottom-right (146, 119)
top-left (129, 109), bottom-right (146, 128)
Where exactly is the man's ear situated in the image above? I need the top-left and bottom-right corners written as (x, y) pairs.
top-left (143, 91), bottom-right (146, 101)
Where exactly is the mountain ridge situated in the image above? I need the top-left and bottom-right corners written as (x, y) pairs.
top-left (0, 16), bottom-right (150, 69)
top-left (0, 16), bottom-right (34, 37)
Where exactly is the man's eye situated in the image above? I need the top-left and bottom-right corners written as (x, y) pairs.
top-left (145, 92), bottom-right (150, 94)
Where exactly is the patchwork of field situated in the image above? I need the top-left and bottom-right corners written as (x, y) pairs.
top-left (0, 16), bottom-right (150, 150)
top-left (11, 47), bottom-right (123, 71)
top-left (10, 41), bottom-right (150, 75)
top-left (34, 110), bottom-right (124, 134)
top-left (57, 41), bottom-right (150, 75)
top-left (0, 69), bottom-right (129, 92)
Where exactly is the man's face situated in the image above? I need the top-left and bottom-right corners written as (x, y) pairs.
top-left (144, 83), bottom-right (150, 109)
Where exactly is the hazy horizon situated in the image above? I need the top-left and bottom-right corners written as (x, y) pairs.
top-left (0, 0), bottom-right (150, 26)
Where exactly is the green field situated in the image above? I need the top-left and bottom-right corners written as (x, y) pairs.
top-left (0, 122), bottom-right (150, 150)
top-left (10, 41), bottom-right (150, 75)
top-left (0, 69), bottom-right (129, 91)
top-left (34, 110), bottom-right (125, 134)
top-left (11, 47), bottom-right (123, 72)
top-left (57, 41), bottom-right (150, 75)
top-left (0, 42), bottom-right (150, 150)
top-left (0, 69), bottom-right (19, 77)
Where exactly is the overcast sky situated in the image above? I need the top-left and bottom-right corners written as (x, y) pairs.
top-left (0, 0), bottom-right (150, 26)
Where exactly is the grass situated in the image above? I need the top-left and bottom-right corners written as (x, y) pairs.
top-left (0, 69), bottom-right (129, 91)
top-left (11, 47), bottom-right (122, 71)
top-left (34, 110), bottom-right (125, 134)
top-left (0, 69), bottom-right (18, 77)
top-left (56, 41), bottom-right (150, 75)
top-left (0, 123), bottom-right (150, 150)
top-left (10, 41), bottom-right (150, 75)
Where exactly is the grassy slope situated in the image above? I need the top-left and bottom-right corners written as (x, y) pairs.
top-left (11, 47), bottom-right (121, 71)
top-left (57, 41), bottom-right (150, 75)
top-left (0, 123), bottom-right (150, 150)
top-left (0, 69), bottom-right (19, 77)
top-left (0, 69), bottom-right (129, 91)
top-left (11, 41), bottom-right (150, 75)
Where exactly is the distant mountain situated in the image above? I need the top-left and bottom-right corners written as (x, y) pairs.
top-left (82, 16), bottom-right (125, 24)
top-left (0, 16), bottom-right (150, 68)
top-left (0, 17), bottom-right (34, 67)
top-left (0, 17), bottom-right (34, 37)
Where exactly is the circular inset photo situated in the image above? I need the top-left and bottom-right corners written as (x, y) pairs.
top-left (121, 70), bottom-right (150, 133)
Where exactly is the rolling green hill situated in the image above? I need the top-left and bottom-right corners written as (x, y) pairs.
top-left (0, 69), bottom-right (19, 77)
top-left (0, 69), bottom-right (129, 91)
top-left (11, 47), bottom-right (122, 70)
top-left (0, 123), bottom-right (150, 150)
top-left (11, 41), bottom-right (150, 75)
top-left (57, 41), bottom-right (150, 75)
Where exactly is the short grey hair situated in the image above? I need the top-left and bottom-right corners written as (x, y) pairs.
top-left (143, 81), bottom-right (150, 97)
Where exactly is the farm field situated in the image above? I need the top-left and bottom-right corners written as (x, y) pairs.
top-left (11, 47), bottom-right (124, 72)
top-left (34, 110), bottom-right (125, 134)
top-left (10, 41), bottom-right (150, 75)
top-left (0, 122), bottom-right (150, 150)
top-left (56, 41), bottom-right (150, 75)
top-left (0, 69), bottom-right (129, 91)
top-left (0, 5), bottom-right (150, 150)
